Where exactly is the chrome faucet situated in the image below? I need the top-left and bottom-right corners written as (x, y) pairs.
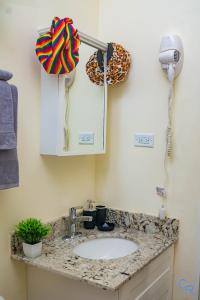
top-left (63, 206), bottom-right (93, 239)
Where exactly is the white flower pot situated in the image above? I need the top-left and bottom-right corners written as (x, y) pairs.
top-left (22, 241), bottom-right (42, 258)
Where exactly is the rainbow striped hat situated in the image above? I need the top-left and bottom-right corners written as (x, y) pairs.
top-left (36, 17), bottom-right (80, 74)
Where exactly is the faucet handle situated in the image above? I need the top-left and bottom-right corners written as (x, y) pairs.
top-left (69, 206), bottom-right (83, 217)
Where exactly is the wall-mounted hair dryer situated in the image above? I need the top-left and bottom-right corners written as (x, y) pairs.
top-left (159, 35), bottom-right (184, 83)
top-left (159, 34), bottom-right (184, 161)
top-left (158, 34), bottom-right (184, 213)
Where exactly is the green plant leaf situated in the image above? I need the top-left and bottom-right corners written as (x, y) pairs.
top-left (15, 218), bottom-right (52, 245)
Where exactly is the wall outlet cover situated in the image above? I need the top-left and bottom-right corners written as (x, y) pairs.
top-left (79, 132), bottom-right (94, 145)
top-left (134, 133), bottom-right (154, 148)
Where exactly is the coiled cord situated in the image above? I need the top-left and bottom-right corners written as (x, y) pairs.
top-left (63, 86), bottom-right (70, 151)
top-left (163, 79), bottom-right (174, 200)
top-left (166, 80), bottom-right (174, 159)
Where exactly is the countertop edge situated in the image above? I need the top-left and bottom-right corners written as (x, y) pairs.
top-left (11, 237), bottom-right (178, 291)
top-left (11, 253), bottom-right (117, 291)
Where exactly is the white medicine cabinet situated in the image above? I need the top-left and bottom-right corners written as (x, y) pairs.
top-left (40, 43), bottom-right (107, 156)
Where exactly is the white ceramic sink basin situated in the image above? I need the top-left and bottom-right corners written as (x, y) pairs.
top-left (73, 237), bottom-right (138, 260)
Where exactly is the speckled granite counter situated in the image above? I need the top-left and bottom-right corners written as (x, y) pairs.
top-left (11, 209), bottom-right (179, 291)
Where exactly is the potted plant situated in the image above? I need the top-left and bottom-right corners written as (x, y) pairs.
top-left (15, 218), bottom-right (51, 258)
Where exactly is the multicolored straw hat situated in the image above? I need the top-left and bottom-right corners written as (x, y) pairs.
top-left (86, 43), bottom-right (131, 86)
top-left (36, 17), bottom-right (80, 75)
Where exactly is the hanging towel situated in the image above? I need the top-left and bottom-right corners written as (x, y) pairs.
top-left (35, 17), bottom-right (80, 74)
top-left (0, 71), bottom-right (19, 190)
top-left (0, 69), bottom-right (13, 81)
top-left (0, 70), bottom-right (16, 149)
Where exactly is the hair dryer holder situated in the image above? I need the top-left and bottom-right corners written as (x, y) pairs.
top-left (159, 34), bottom-right (184, 81)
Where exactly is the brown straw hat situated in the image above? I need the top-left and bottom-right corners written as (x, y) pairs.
top-left (86, 43), bottom-right (131, 86)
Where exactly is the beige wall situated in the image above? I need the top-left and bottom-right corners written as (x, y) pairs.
top-left (0, 1), bottom-right (99, 299)
top-left (0, 1), bottom-right (200, 300)
top-left (97, 1), bottom-right (200, 299)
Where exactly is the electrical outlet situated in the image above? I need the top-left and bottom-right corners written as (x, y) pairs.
top-left (79, 132), bottom-right (94, 145)
top-left (134, 133), bottom-right (154, 148)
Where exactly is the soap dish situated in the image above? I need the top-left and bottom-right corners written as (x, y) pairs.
top-left (97, 222), bottom-right (115, 232)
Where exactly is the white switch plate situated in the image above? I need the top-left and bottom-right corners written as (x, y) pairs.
top-left (134, 133), bottom-right (154, 148)
top-left (79, 132), bottom-right (94, 145)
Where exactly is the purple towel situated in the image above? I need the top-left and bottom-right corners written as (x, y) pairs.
top-left (0, 71), bottom-right (19, 189)
top-left (0, 70), bottom-right (16, 149)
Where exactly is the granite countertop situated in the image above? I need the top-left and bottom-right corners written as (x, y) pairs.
top-left (11, 224), bottom-right (178, 291)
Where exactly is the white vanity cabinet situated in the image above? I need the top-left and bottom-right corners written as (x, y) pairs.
top-left (27, 245), bottom-right (174, 300)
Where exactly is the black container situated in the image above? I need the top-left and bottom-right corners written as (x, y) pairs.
top-left (96, 205), bottom-right (107, 226)
top-left (97, 222), bottom-right (115, 232)
top-left (83, 210), bottom-right (96, 229)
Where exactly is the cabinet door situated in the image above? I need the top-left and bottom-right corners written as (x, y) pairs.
top-left (28, 266), bottom-right (118, 300)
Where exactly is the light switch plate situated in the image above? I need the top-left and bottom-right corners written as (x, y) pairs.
top-left (134, 133), bottom-right (154, 148)
top-left (79, 132), bottom-right (94, 145)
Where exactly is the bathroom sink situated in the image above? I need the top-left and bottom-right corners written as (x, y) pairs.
top-left (73, 237), bottom-right (138, 260)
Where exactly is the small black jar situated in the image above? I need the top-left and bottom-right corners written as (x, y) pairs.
top-left (83, 209), bottom-right (96, 229)
top-left (96, 205), bottom-right (107, 226)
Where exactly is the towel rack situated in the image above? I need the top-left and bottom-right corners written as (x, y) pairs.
top-left (38, 27), bottom-right (108, 52)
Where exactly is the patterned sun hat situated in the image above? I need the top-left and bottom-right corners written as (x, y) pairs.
top-left (36, 17), bottom-right (80, 75)
top-left (86, 43), bottom-right (131, 86)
